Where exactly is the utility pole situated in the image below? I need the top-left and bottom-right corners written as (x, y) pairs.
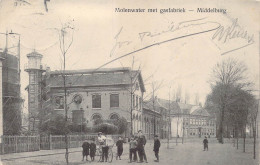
top-left (61, 28), bottom-right (69, 165)
top-left (167, 87), bottom-right (171, 149)
top-left (152, 83), bottom-right (156, 137)
top-left (130, 56), bottom-right (135, 136)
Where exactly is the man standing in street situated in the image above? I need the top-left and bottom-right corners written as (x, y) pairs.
top-left (98, 132), bottom-right (108, 162)
top-left (137, 130), bottom-right (148, 163)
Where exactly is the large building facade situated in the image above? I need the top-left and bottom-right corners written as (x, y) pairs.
top-left (178, 103), bottom-right (216, 138)
top-left (30, 67), bottom-right (145, 136)
top-left (143, 98), bottom-right (216, 139)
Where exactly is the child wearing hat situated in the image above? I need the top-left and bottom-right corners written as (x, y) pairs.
top-left (82, 138), bottom-right (90, 161)
top-left (153, 135), bottom-right (160, 162)
top-left (90, 138), bottom-right (96, 161)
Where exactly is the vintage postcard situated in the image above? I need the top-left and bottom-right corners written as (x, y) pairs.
top-left (0, 0), bottom-right (259, 165)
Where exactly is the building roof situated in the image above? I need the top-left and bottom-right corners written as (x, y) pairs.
top-left (47, 67), bottom-right (146, 92)
top-left (143, 97), bottom-right (181, 115)
top-left (26, 51), bottom-right (43, 58)
top-left (190, 106), bottom-right (210, 117)
top-left (144, 97), bottom-right (212, 117)
top-left (156, 98), bottom-right (181, 114)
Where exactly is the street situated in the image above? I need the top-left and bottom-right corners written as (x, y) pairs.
top-left (1, 138), bottom-right (259, 165)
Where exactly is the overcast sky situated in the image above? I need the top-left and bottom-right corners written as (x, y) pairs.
top-left (0, 0), bottom-right (259, 113)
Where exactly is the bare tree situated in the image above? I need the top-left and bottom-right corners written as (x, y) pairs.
top-left (208, 58), bottom-right (252, 144)
top-left (210, 58), bottom-right (251, 89)
top-left (57, 20), bottom-right (74, 165)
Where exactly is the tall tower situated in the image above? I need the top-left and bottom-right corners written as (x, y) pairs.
top-left (0, 56), bottom-right (4, 142)
top-left (25, 51), bottom-right (45, 134)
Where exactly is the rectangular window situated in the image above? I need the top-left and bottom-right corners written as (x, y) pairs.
top-left (92, 94), bottom-right (101, 108)
top-left (54, 95), bottom-right (64, 110)
top-left (30, 74), bottom-right (36, 84)
top-left (132, 94), bottom-right (135, 107)
top-left (139, 98), bottom-right (142, 109)
top-left (136, 96), bottom-right (138, 108)
top-left (110, 94), bottom-right (119, 108)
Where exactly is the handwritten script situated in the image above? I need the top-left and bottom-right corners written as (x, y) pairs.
top-left (212, 18), bottom-right (254, 55)
top-left (95, 18), bottom-right (221, 70)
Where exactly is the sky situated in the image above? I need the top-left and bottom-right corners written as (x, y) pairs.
top-left (0, 0), bottom-right (259, 113)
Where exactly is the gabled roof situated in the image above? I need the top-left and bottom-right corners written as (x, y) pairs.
top-left (47, 67), bottom-right (146, 92)
top-left (143, 97), bottom-right (181, 114)
top-left (191, 107), bottom-right (210, 117)
top-left (156, 98), bottom-right (181, 114)
top-left (143, 99), bottom-right (163, 113)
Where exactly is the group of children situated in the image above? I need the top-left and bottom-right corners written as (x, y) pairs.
top-left (82, 138), bottom-right (96, 161)
top-left (82, 135), bottom-right (208, 163)
top-left (82, 135), bottom-right (161, 163)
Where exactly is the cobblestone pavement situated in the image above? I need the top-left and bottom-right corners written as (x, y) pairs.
top-left (0, 138), bottom-right (259, 165)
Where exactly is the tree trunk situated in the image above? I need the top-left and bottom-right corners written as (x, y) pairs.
top-left (243, 124), bottom-right (246, 153)
top-left (233, 127), bottom-right (235, 147)
top-left (219, 107), bottom-right (225, 144)
top-left (253, 119), bottom-right (256, 159)
top-left (236, 124), bottom-right (239, 149)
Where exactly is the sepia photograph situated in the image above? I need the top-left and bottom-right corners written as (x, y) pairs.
top-left (0, 0), bottom-right (259, 164)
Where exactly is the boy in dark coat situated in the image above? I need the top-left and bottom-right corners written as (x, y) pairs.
top-left (203, 136), bottom-right (208, 151)
top-left (90, 138), bottom-right (96, 161)
top-left (137, 130), bottom-right (148, 163)
top-left (116, 136), bottom-right (124, 160)
top-left (82, 139), bottom-right (90, 161)
top-left (153, 135), bottom-right (161, 162)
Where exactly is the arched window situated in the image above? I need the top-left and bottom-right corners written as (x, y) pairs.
top-left (92, 114), bottom-right (102, 120)
top-left (110, 113), bottom-right (119, 120)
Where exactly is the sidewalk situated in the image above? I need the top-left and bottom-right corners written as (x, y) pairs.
top-left (0, 147), bottom-right (82, 161)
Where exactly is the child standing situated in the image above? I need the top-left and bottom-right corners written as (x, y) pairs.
top-left (116, 136), bottom-right (124, 160)
top-left (82, 139), bottom-right (90, 161)
top-left (203, 136), bottom-right (208, 151)
top-left (90, 138), bottom-right (96, 161)
top-left (153, 135), bottom-right (161, 162)
top-left (129, 136), bottom-right (137, 163)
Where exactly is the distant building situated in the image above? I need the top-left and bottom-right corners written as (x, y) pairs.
top-left (35, 67), bottom-right (145, 136)
top-left (142, 99), bottom-right (163, 139)
top-left (178, 103), bottom-right (216, 138)
top-left (143, 98), bottom-right (216, 138)
top-left (142, 97), bottom-right (174, 139)
top-left (153, 98), bottom-right (181, 138)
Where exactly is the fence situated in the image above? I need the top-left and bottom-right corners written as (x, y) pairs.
top-left (1, 134), bottom-right (121, 154)
top-left (0, 136), bottom-right (40, 154)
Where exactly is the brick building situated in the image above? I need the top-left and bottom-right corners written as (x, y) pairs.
top-left (27, 67), bottom-right (145, 136)
top-left (142, 97), bottom-right (172, 139)
top-left (179, 103), bottom-right (216, 138)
